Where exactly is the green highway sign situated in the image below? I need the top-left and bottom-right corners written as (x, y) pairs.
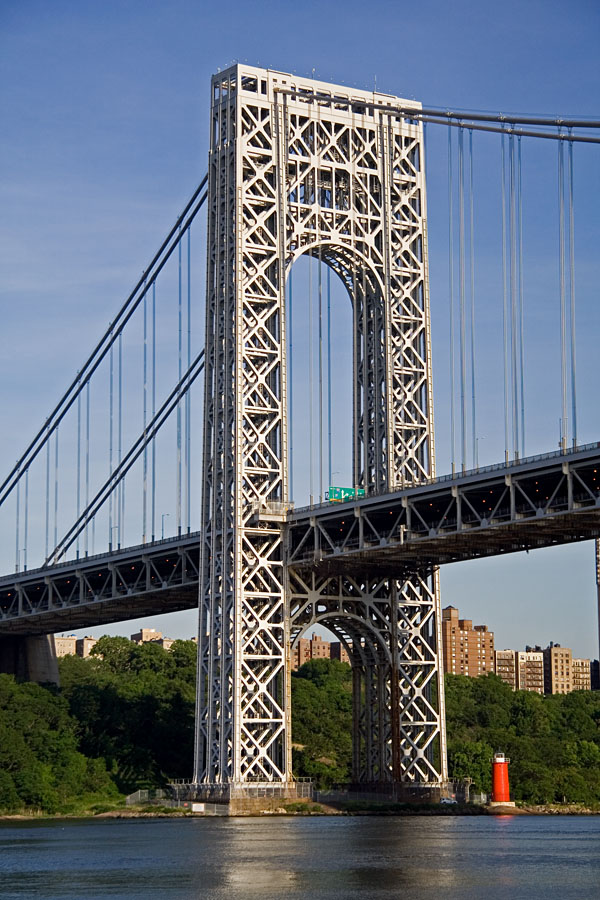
top-left (327, 486), bottom-right (366, 502)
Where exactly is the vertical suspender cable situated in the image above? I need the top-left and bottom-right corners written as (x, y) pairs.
top-left (151, 282), bottom-right (157, 541)
top-left (186, 226), bottom-right (192, 532)
top-left (309, 252), bottom-right (314, 505)
top-left (458, 126), bottom-right (467, 472)
top-left (45, 430), bottom-right (50, 558)
top-left (24, 468), bottom-right (28, 571)
top-left (318, 250), bottom-right (323, 502)
top-left (143, 288), bottom-right (148, 543)
top-left (53, 427), bottom-right (59, 555)
top-left (288, 267), bottom-right (294, 501)
top-left (352, 270), bottom-right (358, 490)
top-left (468, 129), bottom-right (477, 468)
top-left (327, 265), bottom-right (332, 488)
top-left (517, 137), bottom-right (526, 459)
top-left (15, 473), bottom-right (20, 573)
top-left (177, 230), bottom-right (182, 535)
top-left (448, 125), bottom-right (456, 475)
top-left (85, 382), bottom-right (90, 556)
top-left (568, 136), bottom-right (577, 448)
top-left (509, 135), bottom-right (519, 458)
top-left (361, 261), bottom-right (368, 491)
top-left (118, 332), bottom-right (123, 548)
top-left (558, 136), bottom-right (567, 450)
top-left (501, 131), bottom-right (510, 464)
top-left (109, 339), bottom-right (114, 548)
top-left (77, 388), bottom-right (81, 558)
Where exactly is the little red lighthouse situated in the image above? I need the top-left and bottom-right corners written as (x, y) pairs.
top-left (491, 751), bottom-right (511, 803)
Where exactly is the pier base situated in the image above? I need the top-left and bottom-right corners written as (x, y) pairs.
top-left (170, 781), bottom-right (312, 815)
top-left (0, 634), bottom-right (59, 684)
top-left (340, 781), bottom-right (455, 804)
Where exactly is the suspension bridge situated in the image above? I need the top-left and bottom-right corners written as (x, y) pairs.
top-left (1, 65), bottom-right (599, 805)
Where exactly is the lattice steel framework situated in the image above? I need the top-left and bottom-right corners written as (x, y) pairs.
top-left (194, 65), bottom-right (446, 790)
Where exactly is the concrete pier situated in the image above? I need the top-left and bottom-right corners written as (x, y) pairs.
top-left (0, 634), bottom-right (60, 684)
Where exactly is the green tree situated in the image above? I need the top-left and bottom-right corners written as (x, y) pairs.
top-left (291, 659), bottom-right (353, 787)
top-left (0, 673), bottom-right (116, 813)
top-left (447, 738), bottom-right (494, 792)
top-left (59, 638), bottom-right (197, 792)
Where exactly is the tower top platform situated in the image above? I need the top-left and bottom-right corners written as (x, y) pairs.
top-left (212, 63), bottom-right (422, 114)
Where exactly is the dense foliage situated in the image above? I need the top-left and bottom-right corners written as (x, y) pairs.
top-left (291, 658), bottom-right (353, 787)
top-left (445, 672), bottom-right (600, 804)
top-left (2, 640), bottom-right (600, 813)
top-left (0, 674), bottom-right (116, 814)
top-left (59, 636), bottom-right (197, 791)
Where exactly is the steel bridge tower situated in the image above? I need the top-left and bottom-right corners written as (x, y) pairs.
top-left (194, 65), bottom-right (447, 797)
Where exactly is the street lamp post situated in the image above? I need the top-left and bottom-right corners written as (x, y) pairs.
top-left (161, 513), bottom-right (170, 540)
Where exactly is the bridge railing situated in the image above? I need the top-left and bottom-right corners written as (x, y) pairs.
top-left (291, 441), bottom-right (600, 515)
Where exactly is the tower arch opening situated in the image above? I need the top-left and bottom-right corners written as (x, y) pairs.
top-left (290, 606), bottom-right (394, 785)
top-left (195, 64), bottom-right (445, 798)
top-left (285, 248), bottom-right (364, 509)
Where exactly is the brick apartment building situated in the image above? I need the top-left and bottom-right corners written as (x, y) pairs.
top-left (441, 606), bottom-right (495, 677)
top-left (54, 634), bottom-right (97, 658)
top-left (330, 642), bottom-right (350, 664)
top-left (495, 649), bottom-right (517, 689)
top-left (496, 643), bottom-right (591, 694)
top-left (572, 656), bottom-right (592, 691)
top-left (516, 649), bottom-right (544, 694)
top-left (543, 643), bottom-right (572, 694)
top-left (292, 632), bottom-right (332, 670)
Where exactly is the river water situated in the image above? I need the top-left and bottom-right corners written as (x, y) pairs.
top-left (1, 815), bottom-right (598, 899)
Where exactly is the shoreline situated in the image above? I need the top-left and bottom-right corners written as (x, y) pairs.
top-left (1, 802), bottom-right (599, 821)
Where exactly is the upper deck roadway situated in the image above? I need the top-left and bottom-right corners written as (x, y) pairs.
top-left (1, 442), bottom-right (600, 636)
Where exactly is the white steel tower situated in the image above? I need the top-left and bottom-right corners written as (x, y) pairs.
top-left (194, 65), bottom-right (447, 797)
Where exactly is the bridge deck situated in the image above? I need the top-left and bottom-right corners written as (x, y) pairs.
top-left (1, 444), bottom-right (599, 635)
top-left (0, 533), bottom-right (201, 636)
top-left (287, 443), bottom-right (600, 576)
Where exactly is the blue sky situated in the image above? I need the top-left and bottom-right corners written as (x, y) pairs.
top-left (1, 0), bottom-right (599, 656)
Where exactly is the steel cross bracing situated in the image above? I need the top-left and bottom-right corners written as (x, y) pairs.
top-left (195, 64), bottom-right (445, 792)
